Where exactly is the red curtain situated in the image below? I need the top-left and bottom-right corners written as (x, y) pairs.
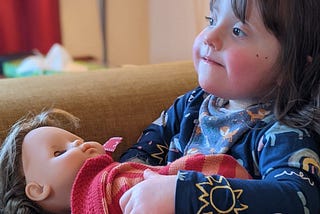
top-left (0, 0), bottom-right (61, 55)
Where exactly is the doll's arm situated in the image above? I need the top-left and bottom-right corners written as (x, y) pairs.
top-left (103, 137), bottom-right (123, 153)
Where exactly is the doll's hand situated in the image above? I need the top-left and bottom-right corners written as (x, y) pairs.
top-left (119, 169), bottom-right (176, 214)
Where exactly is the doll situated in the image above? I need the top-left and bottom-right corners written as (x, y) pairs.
top-left (0, 109), bottom-right (251, 214)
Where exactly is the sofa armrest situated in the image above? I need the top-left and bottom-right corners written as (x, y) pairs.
top-left (0, 61), bottom-right (197, 160)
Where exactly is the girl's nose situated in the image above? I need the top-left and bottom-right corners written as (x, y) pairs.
top-left (203, 27), bottom-right (223, 51)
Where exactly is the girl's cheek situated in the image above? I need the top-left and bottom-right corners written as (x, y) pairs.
top-left (193, 34), bottom-right (202, 53)
top-left (228, 47), bottom-right (272, 71)
top-left (225, 50), bottom-right (254, 75)
top-left (193, 29), bottom-right (207, 54)
top-left (192, 36), bottom-right (202, 68)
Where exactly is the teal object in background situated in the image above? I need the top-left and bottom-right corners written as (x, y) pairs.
top-left (3, 59), bottom-right (102, 78)
top-left (3, 59), bottom-right (61, 78)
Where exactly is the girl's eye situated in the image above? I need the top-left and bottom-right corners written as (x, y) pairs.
top-left (54, 150), bottom-right (66, 157)
top-left (232, 27), bottom-right (247, 37)
top-left (205, 16), bottom-right (216, 26)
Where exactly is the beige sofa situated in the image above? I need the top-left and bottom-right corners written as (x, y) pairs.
top-left (0, 61), bottom-right (198, 160)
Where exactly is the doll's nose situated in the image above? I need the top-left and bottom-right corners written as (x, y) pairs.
top-left (79, 142), bottom-right (93, 153)
top-left (71, 139), bottom-right (83, 147)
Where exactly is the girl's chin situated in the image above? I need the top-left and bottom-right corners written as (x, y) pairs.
top-left (197, 77), bottom-right (217, 93)
top-left (197, 59), bottom-right (225, 74)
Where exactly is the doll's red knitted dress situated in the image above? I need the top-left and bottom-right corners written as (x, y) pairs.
top-left (71, 153), bottom-right (251, 214)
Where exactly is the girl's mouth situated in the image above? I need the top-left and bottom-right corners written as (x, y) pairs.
top-left (201, 56), bottom-right (223, 67)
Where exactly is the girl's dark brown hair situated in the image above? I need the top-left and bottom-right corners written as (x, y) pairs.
top-left (0, 109), bottom-right (80, 214)
top-left (231, 0), bottom-right (320, 135)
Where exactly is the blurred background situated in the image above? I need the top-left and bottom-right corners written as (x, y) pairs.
top-left (0, 0), bottom-right (209, 67)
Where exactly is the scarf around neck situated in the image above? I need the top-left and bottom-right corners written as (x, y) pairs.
top-left (185, 95), bottom-right (273, 155)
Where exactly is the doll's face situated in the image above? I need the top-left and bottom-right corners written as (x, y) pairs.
top-left (22, 126), bottom-right (105, 212)
top-left (193, 0), bottom-right (280, 103)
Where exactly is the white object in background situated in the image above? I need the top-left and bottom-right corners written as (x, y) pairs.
top-left (16, 55), bottom-right (45, 76)
top-left (45, 43), bottom-right (73, 71)
top-left (16, 43), bottom-right (88, 76)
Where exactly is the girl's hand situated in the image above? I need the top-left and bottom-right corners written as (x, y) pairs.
top-left (119, 169), bottom-right (176, 214)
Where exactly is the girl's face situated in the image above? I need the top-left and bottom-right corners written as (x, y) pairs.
top-left (22, 126), bottom-right (105, 212)
top-left (193, 0), bottom-right (280, 104)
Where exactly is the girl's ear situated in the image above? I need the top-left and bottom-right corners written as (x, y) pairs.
top-left (25, 182), bottom-right (51, 201)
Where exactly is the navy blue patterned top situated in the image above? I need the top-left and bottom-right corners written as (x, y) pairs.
top-left (120, 86), bottom-right (320, 213)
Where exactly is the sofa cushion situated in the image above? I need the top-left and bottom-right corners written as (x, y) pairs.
top-left (0, 61), bottom-right (198, 160)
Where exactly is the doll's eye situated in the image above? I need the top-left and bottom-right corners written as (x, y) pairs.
top-left (54, 150), bottom-right (66, 157)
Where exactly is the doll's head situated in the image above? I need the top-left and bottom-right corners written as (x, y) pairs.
top-left (0, 108), bottom-right (105, 213)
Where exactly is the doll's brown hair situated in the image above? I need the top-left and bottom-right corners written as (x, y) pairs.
top-left (0, 108), bottom-right (80, 213)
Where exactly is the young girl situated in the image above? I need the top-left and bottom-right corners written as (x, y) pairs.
top-left (0, 108), bottom-right (251, 213)
top-left (119, 0), bottom-right (320, 213)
